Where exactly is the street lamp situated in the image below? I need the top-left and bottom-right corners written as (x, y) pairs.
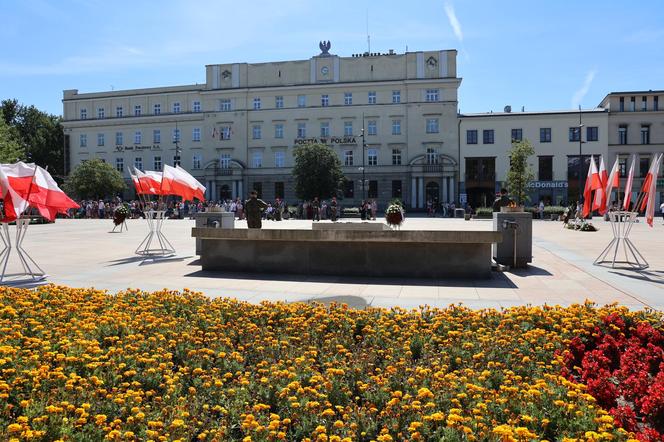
top-left (174, 121), bottom-right (182, 166)
top-left (577, 105), bottom-right (585, 205)
top-left (357, 114), bottom-right (367, 200)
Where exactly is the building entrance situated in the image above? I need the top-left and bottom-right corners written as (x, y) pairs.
top-left (425, 182), bottom-right (440, 203)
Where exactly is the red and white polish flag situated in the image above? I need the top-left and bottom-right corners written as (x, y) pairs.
top-left (0, 162), bottom-right (32, 222)
top-left (641, 153), bottom-right (662, 227)
top-left (134, 169), bottom-right (163, 195)
top-left (623, 154), bottom-right (636, 211)
top-left (582, 155), bottom-right (601, 218)
top-left (604, 157), bottom-right (620, 214)
top-left (592, 155), bottom-right (608, 214)
top-left (28, 166), bottom-right (79, 221)
top-left (161, 165), bottom-right (206, 201)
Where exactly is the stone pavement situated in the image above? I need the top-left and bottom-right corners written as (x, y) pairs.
top-left (2, 215), bottom-right (662, 310)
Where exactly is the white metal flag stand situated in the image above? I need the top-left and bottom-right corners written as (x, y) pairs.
top-left (594, 211), bottom-right (648, 269)
top-left (0, 218), bottom-right (47, 284)
top-left (135, 210), bottom-right (175, 256)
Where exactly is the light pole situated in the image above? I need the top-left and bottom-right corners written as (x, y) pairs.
top-left (358, 114), bottom-right (367, 201)
top-left (174, 121), bottom-right (182, 166)
top-left (577, 105), bottom-right (585, 205)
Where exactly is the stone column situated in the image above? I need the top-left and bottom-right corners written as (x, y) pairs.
top-left (411, 177), bottom-right (417, 209)
top-left (237, 180), bottom-right (243, 200)
top-left (442, 177), bottom-right (448, 203)
top-left (418, 178), bottom-right (424, 208)
top-left (449, 179), bottom-right (455, 203)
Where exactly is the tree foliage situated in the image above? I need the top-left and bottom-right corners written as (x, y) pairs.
top-left (506, 139), bottom-right (535, 205)
top-left (0, 110), bottom-right (24, 163)
top-left (64, 159), bottom-right (126, 200)
top-left (292, 143), bottom-right (343, 200)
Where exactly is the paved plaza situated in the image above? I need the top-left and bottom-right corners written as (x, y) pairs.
top-left (3, 215), bottom-right (663, 310)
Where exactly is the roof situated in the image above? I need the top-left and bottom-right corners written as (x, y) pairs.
top-left (598, 90), bottom-right (664, 107)
top-left (459, 108), bottom-right (607, 118)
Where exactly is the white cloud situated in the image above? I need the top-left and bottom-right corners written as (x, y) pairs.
top-left (444, 2), bottom-right (463, 42)
top-left (571, 70), bottom-right (597, 109)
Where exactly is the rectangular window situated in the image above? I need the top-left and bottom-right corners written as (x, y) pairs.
top-left (426, 119), bottom-right (440, 134)
top-left (172, 128), bottom-right (181, 143)
top-left (344, 150), bottom-right (354, 166)
top-left (392, 90), bottom-right (401, 103)
top-left (466, 130), bottom-right (478, 144)
top-left (97, 108), bottom-right (105, 119)
top-left (220, 153), bottom-right (231, 168)
top-left (252, 125), bottom-right (262, 140)
top-left (115, 132), bottom-right (123, 146)
top-left (641, 96), bottom-right (647, 111)
top-left (116, 107), bottom-right (123, 118)
top-left (629, 96), bottom-right (635, 112)
top-left (297, 122), bottom-right (306, 138)
top-left (115, 158), bottom-right (123, 173)
top-left (134, 157), bottom-right (143, 170)
top-left (619, 97), bottom-right (625, 112)
top-left (253, 182), bottom-right (263, 198)
top-left (392, 149), bottom-right (402, 165)
top-left (153, 156), bottom-right (162, 171)
top-left (80, 109), bottom-right (87, 120)
top-left (655, 96), bottom-right (659, 111)
top-left (344, 92), bottom-right (352, 105)
top-left (80, 134), bottom-right (87, 147)
top-left (252, 151), bottom-right (262, 168)
top-left (391, 180), bottom-right (402, 198)
top-left (368, 91), bottom-right (377, 104)
top-left (640, 156), bottom-right (650, 177)
top-left (274, 151), bottom-right (285, 168)
top-left (173, 102), bottom-right (181, 113)
top-left (344, 121), bottom-right (353, 136)
top-left (274, 182), bottom-right (284, 199)
top-left (253, 97), bottom-right (261, 110)
top-left (193, 101), bottom-right (201, 113)
top-left (368, 180), bottom-right (378, 198)
top-left (173, 155), bottom-right (181, 167)
top-left (192, 154), bottom-right (202, 169)
top-left (618, 156), bottom-right (627, 176)
top-left (641, 125), bottom-right (650, 144)
top-left (297, 95), bottom-right (306, 107)
top-left (618, 126), bottom-right (627, 145)
top-left (134, 131), bottom-right (142, 144)
top-left (540, 128), bottom-right (552, 143)
top-left (426, 147), bottom-right (438, 164)
top-left (425, 89), bottom-right (439, 102)
top-left (367, 148), bottom-right (377, 166)
top-left (275, 96), bottom-right (283, 109)
top-left (321, 94), bottom-right (329, 107)
top-left (192, 127), bottom-right (201, 142)
top-left (586, 126), bottom-right (598, 142)
top-left (97, 133), bottom-right (105, 146)
top-left (569, 127), bottom-right (581, 142)
top-left (134, 105), bottom-right (142, 116)
top-left (538, 156), bottom-right (553, 181)
top-left (482, 129), bottom-right (494, 144)
top-left (392, 119), bottom-right (401, 135)
top-left (367, 120), bottom-right (377, 136)
top-left (511, 128), bottom-right (523, 142)
top-left (343, 180), bottom-right (354, 198)
top-left (153, 104), bottom-right (161, 115)
top-left (274, 124), bottom-right (284, 139)
top-left (320, 122), bottom-right (330, 137)
top-left (219, 99), bottom-right (231, 111)
top-left (153, 129), bottom-right (161, 144)
top-left (221, 126), bottom-right (231, 140)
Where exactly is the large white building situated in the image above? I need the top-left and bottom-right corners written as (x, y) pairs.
top-left (62, 44), bottom-right (461, 208)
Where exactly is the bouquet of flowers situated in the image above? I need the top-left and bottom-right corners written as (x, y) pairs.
top-left (385, 203), bottom-right (404, 227)
top-left (113, 205), bottom-right (129, 226)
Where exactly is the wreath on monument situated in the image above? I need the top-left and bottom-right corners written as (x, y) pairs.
top-left (113, 205), bottom-right (129, 226)
top-left (385, 203), bottom-right (404, 227)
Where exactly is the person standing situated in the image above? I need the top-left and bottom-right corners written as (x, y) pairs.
top-left (245, 190), bottom-right (268, 229)
top-left (492, 189), bottom-right (510, 212)
top-left (98, 200), bottom-right (106, 219)
top-left (538, 200), bottom-right (545, 219)
top-left (370, 199), bottom-right (377, 220)
top-left (311, 197), bottom-right (321, 221)
top-left (330, 196), bottom-right (338, 222)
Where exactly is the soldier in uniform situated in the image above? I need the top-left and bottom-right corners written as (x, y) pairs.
top-left (492, 188), bottom-right (511, 212)
top-left (329, 196), bottom-right (338, 222)
top-left (311, 197), bottom-right (321, 221)
top-left (245, 190), bottom-right (268, 228)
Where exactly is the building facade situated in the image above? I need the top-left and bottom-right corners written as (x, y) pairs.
top-left (62, 45), bottom-right (461, 209)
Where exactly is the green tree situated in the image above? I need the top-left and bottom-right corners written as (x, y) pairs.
top-left (0, 110), bottom-right (24, 163)
top-left (506, 139), bottom-right (535, 205)
top-left (64, 159), bottom-right (126, 199)
top-left (292, 143), bottom-right (343, 200)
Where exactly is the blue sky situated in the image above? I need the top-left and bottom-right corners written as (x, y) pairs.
top-left (1, 0), bottom-right (663, 116)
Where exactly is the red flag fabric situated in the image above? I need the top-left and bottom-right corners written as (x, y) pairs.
top-left (623, 154), bottom-right (636, 210)
top-left (27, 166), bottom-right (79, 221)
top-left (161, 165), bottom-right (206, 201)
top-left (0, 162), bottom-right (31, 222)
top-left (592, 156), bottom-right (607, 214)
top-left (644, 154), bottom-right (662, 227)
top-left (582, 155), bottom-right (598, 218)
top-left (640, 154), bottom-right (661, 213)
top-left (134, 169), bottom-right (163, 195)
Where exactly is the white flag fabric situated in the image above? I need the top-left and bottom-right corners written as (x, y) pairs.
top-left (605, 158), bottom-right (620, 210)
top-left (623, 154), bottom-right (636, 210)
top-left (643, 154), bottom-right (662, 227)
top-left (0, 162), bottom-right (32, 222)
top-left (161, 165), bottom-right (206, 201)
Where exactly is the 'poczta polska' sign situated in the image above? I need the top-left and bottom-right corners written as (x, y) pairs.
top-left (293, 137), bottom-right (357, 146)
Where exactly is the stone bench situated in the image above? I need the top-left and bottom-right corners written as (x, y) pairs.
top-left (192, 228), bottom-right (502, 279)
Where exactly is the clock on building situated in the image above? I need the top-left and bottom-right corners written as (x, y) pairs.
top-left (321, 66), bottom-right (329, 76)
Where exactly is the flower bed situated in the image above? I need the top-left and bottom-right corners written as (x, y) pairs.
top-left (0, 286), bottom-right (658, 441)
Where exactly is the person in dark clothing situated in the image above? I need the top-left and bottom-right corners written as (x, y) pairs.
top-left (492, 188), bottom-right (511, 212)
top-left (329, 197), bottom-right (338, 222)
top-left (245, 191), bottom-right (268, 228)
top-left (312, 197), bottom-right (321, 221)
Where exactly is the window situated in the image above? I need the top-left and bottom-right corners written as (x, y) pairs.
top-left (220, 153), bottom-right (231, 169)
top-left (274, 124), bottom-right (284, 139)
top-left (425, 89), bottom-right (439, 102)
top-left (320, 122), bottom-right (330, 137)
top-left (368, 91), bottom-right (377, 104)
top-left (274, 182), bottom-right (284, 199)
top-left (629, 96), bottom-right (635, 112)
top-left (274, 151), bottom-right (285, 168)
top-left (641, 96), bottom-right (647, 111)
top-left (344, 92), bottom-right (352, 105)
top-left (153, 104), bottom-right (161, 115)
top-left (426, 147), bottom-right (438, 165)
top-left (392, 90), bottom-right (401, 103)
top-left (618, 156), bottom-right (627, 176)
top-left (134, 105), bottom-right (142, 116)
top-left (619, 97), bottom-right (625, 112)
top-left (134, 131), bottom-right (142, 144)
top-left (368, 148), bottom-right (377, 166)
top-left (153, 156), bottom-right (162, 171)
top-left (618, 126), bottom-right (627, 145)
top-left (482, 129), bottom-right (494, 144)
top-left (275, 96), bottom-right (283, 109)
top-left (193, 101), bottom-right (201, 113)
top-left (586, 126), bottom-right (598, 142)
top-left (221, 126), bottom-right (231, 140)
top-left (253, 97), bottom-right (261, 110)
top-left (321, 95), bottom-right (329, 107)
top-left (392, 149), bottom-right (402, 165)
top-left (368, 180), bottom-right (378, 198)
top-left (97, 133), bottom-right (105, 146)
top-left (253, 182), bottom-right (263, 198)
top-left (392, 180), bottom-right (402, 198)
top-left (392, 119), bottom-right (401, 135)
top-left (426, 119), bottom-right (440, 134)
top-left (655, 96), bottom-right (659, 111)
top-left (540, 128), bottom-right (552, 143)
top-left (192, 153), bottom-right (202, 169)
top-left (640, 156), bottom-right (650, 177)
top-left (97, 108), bottom-right (105, 119)
top-left (538, 156), bottom-right (553, 181)
top-left (153, 129), bottom-right (161, 144)
top-left (466, 157), bottom-right (496, 182)
top-left (344, 121), bottom-right (353, 136)
top-left (569, 127), bottom-right (581, 142)
top-left (80, 134), bottom-right (87, 147)
top-left (252, 125), bottom-right (262, 140)
top-left (511, 128), bottom-right (523, 142)
top-left (115, 158), bottom-right (123, 173)
top-left (297, 122), bottom-right (306, 138)
top-left (80, 109), bottom-right (87, 120)
top-left (252, 151), bottom-right (262, 168)
top-left (367, 120), bottom-right (377, 136)
top-left (641, 125), bottom-right (650, 144)
top-left (134, 157), bottom-right (143, 170)
top-left (172, 102), bottom-right (181, 113)
top-left (192, 127), bottom-right (201, 142)
top-left (297, 95), bottom-right (306, 107)
top-left (172, 128), bottom-right (181, 143)
top-left (344, 150), bottom-right (354, 166)
top-left (116, 107), bottom-right (123, 118)
top-left (220, 99), bottom-right (231, 111)
top-left (173, 155), bottom-right (181, 167)
top-left (343, 180), bottom-right (354, 198)
top-left (115, 132), bottom-right (123, 146)
top-left (466, 130), bottom-right (478, 144)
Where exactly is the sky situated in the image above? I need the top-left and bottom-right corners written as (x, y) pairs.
top-left (1, 0), bottom-right (663, 117)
